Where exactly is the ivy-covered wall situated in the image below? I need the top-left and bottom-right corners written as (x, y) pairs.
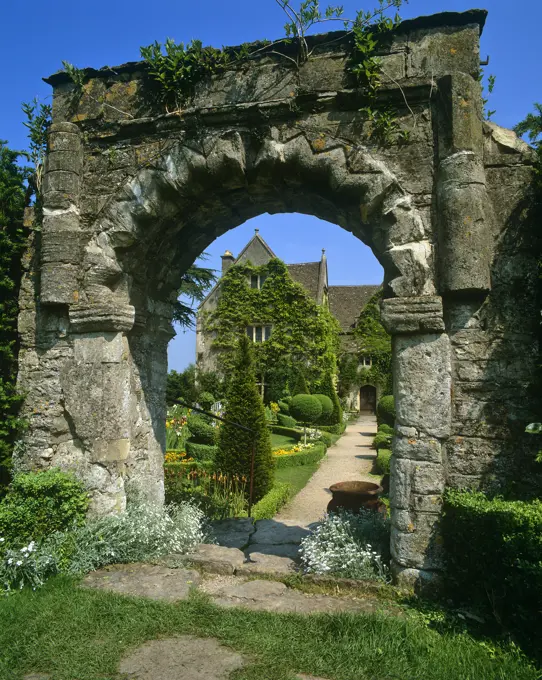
top-left (202, 258), bottom-right (340, 398)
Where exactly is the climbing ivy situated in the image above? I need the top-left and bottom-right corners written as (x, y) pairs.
top-left (203, 258), bottom-right (340, 397)
top-left (353, 290), bottom-right (392, 395)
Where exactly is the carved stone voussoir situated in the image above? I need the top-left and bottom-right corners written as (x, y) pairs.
top-left (381, 296), bottom-right (445, 335)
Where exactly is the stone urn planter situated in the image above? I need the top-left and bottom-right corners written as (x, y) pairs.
top-left (327, 481), bottom-right (386, 515)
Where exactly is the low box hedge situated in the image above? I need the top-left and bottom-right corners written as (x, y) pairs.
top-left (269, 425), bottom-right (303, 441)
top-left (375, 448), bottom-right (392, 475)
top-left (273, 441), bottom-right (327, 469)
top-left (251, 482), bottom-right (292, 520)
top-left (277, 413), bottom-right (297, 428)
top-left (164, 460), bottom-right (214, 474)
top-left (185, 441), bottom-right (217, 461)
top-left (318, 423), bottom-right (346, 435)
top-left (443, 490), bottom-right (542, 661)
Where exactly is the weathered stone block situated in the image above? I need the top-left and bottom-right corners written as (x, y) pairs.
top-left (394, 333), bottom-right (452, 439)
top-left (40, 263), bottom-right (79, 305)
top-left (408, 26), bottom-right (480, 81)
top-left (69, 304), bottom-right (135, 333)
top-left (91, 439), bottom-right (130, 463)
top-left (390, 457), bottom-right (411, 509)
top-left (382, 296), bottom-right (444, 334)
top-left (46, 149), bottom-right (83, 174)
top-left (411, 462), bottom-right (445, 494)
top-left (42, 209), bottom-right (80, 233)
top-left (73, 332), bottom-right (126, 364)
top-left (391, 512), bottom-right (444, 569)
top-left (394, 435), bottom-right (442, 463)
top-left (41, 231), bottom-right (81, 264)
top-left (43, 170), bottom-right (80, 197)
top-left (299, 55), bottom-right (347, 92)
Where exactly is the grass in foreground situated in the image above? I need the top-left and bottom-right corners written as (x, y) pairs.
top-left (0, 577), bottom-right (537, 680)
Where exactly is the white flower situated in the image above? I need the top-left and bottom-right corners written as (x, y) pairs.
top-left (7, 558), bottom-right (13, 565)
top-left (0, 537), bottom-right (4, 543)
top-left (16, 560), bottom-right (22, 566)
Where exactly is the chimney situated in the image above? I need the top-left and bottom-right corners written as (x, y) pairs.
top-left (221, 250), bottom-right (235, 274)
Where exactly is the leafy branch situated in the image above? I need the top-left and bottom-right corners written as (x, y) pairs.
top-left (172, 254), bottom-right (217, 329)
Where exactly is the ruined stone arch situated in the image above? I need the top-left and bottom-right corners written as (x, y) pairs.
top-left (17, 10), bottom-right (540, 587)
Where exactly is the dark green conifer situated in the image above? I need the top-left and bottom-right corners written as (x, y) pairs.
top-left (317, 372), bottom-right (343, 425)
top-left (216, 336), bottom-right (274, 503)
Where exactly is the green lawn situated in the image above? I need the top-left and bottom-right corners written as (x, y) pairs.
top-left (275, 463), bottom-right (319, 497)
top-left (271, 433), bottom-right (298, 450)
top-left (0, 577), bottom-right (536, 680)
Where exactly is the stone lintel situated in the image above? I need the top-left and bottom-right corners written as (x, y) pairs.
top-left (381, 296), bottom-right (444, 335)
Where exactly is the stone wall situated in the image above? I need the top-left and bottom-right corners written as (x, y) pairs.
top-left (17, 10), bottom-right (540, 586)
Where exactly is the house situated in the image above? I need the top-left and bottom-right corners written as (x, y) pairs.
top-left (195, 230), bottom-right (381, 411)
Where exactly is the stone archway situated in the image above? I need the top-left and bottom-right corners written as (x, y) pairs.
top-left (17, 10), bottom-right (539, 587)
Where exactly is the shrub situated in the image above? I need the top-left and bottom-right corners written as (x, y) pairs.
top-left (315, 372), bottom-right (343, 425)
top-left (269, 425), bottom-right (303, 442)
top-left (378, 423), bottom-right (394, 436)
top-left (317, 431), bottom-right (335, 447)
top-left (443, 490), bottom-right (542, 661)
top-left (300, 509), bottom-right (390, 581)
top-left (0, 501), bottom-right (210, 593)
top-left (376, 395), bottom-right (395, 427)
top-left (186, 415), bottom-right (216, 444)
top-left (372, 432), bottom-right (392, 451)
top-left (277, 400), bottom-right (290, 414)
top-left (291, 372), bottom-right (309, 395)
top-left (274, 441), bottom-right (327, 469)
top-left (251, 482), bottom-right (292, 520)
top-left (318, 423), bottom-right (346, 435)
top-left (277, 413), bottom-right (297, 428)
top-left (290, 395), bottom-right (322, 425)
top-left (375, 448), bottom-right (392, 475)
top-left (313, 394), bottom-right (334, 423)
top-left (216, 336), bottom-right (274, 503)
top-left (198, 392), bottom-right (215, 411)
top-left (185, 442), bottom-right (216, 461)
top-left (0, 470), bottom-right (89, 548)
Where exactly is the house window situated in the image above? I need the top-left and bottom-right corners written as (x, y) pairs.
top-left (361, 356), bottom-right (373, 367)
top-left (249, 274), bottom-right (267, 289)
top-left (246, 325), bottom-right (272, 342)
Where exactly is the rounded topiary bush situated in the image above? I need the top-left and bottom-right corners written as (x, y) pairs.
top-left (198, 392), bottom-right (215, 412)
top-left (373, 432), bottom-right (392, 451)
top-left (313, 394), bottom-right (333, 422)
top-left (278, 399), bottom-right (290, 414)
top-left (290, 394), bottom-right (322, 425)
top-left (0, 469), bottom-right (89, 548)
top-left (187, 415), bottom-right (216, 445)
top-left (378, 423), bottom-right (394, 436)
top-left (376, 395), bottom-right (395, 428)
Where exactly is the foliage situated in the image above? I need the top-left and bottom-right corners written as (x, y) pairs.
top-left (198, 392), bottom-right (215, 411)
top-left (354, 290), bottom-right (392, 393)
top-left (376, 395), bottom-right (395, 427)
top-left (300, 509), bottom-right (390, 581)
top-left (290, 394), bottom-right (322, 425)
top-left (198, 370), bottom-right (226, 402)
top-left (292, 371), bottom-right (310, 395)
top-left (514, 102), bottom-right (542, 150)
top-left (0, 501), bottom-right (209, 593)
top-left (204, 258), bottom-right (340, 391)
top-left (278, 399), bottom-right (290, 414)
top-left (478, 69), bottom-right (496, 121)
top-left (375, 448), bottom-right (392, 475)
top-left (185, 412), bottom-right (217, 461)
top-left (270, 424), bottom-right (303, 442)
top-left (378, 423), bottom-right (394, 435)
top-left (318, 422), bottom-right (346, 435)
top-left (0, 142), bottom-right (30, 489)
top-left (173, 255), bottom-right (217, 329)
top-left (251, 482), bottom-right (292, 520)
top-left (21, 98), bottom-right (52, 200)
top-left (443, 490), bottom-right (542, 662)
top-left (313, 371), bottom-right (342, 425)
top-left (277, 413), bottom-right (297, 428)
top-left (337, 353), bottom-right (359, 399)
top-left (166, 366), bottom-right (198, 406)
top-left (313, 393), bottom-right (333, 422)
top-left (165, 404), bottom-right (190, 450)
top-left (273, 441), bottom-right (327, 469)
top-left (140, 38), bottom-right (232, 111)
top-left (164, 465), bottom-right (247, 519)
top-left (0, 470), bottom-right (89, 549)
top-left (216, 336), bottom-right (274, 502)
top-left (373, 431), bottom-right (392, 451)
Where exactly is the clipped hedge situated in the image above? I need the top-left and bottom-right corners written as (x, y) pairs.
top-left (290, 394), bottom-right (322, 425)
top-left (375, 448), bottom-right (392, 475)
top-left (378, 424), bottom-right (394, 436)
top-left (186, 415), bottom-right (216, 445)
top-left (251, 482), bottom-right (292, 520)
top-left (376, 395), bottom-right (395, 428)
top-left (164, 460), bottom-right (214, 474)
top-left (317, 431), bottom-right (335, 447)
top-left (269, 425), bottom-right (303, 442)
top-left (277, 413), bottom-right (297, 428)
top-left (373, 432), bottom-right (392, 451)
top-left (318, 423), bottom-right (346, 435)
top-left (0, 470), bottom-right (89, 548)
top-left (274, 441), bottom-right (327, 469)
top-left (277, 400), bottom-right (290, 414)
top-left (443, 490), bottom-right (542, 661)
top-left (185, 442), bottom-right (217, 461)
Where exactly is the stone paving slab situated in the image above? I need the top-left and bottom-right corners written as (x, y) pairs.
top-left (237, 552), bottom-right (297, 576)
top-left (185, 544), bottom-right (246, 574)
top-left (212, 517), bottom-right (255, 549)
top-left (245, 542), bottom-right (301, 561)
top-left (81, 563), bottom-right (200, 602)
top-left (250, 519), bottom-right (311, 545)
top-left (119, 636), bottom-right (244, 680)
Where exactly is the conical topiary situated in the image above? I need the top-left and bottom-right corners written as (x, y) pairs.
top-left (292, 371), bottom-right (310, 396)
top-left (216, 336), bottom-right (274, 503)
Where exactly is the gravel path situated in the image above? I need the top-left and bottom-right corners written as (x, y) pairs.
top-left (275, 414), bottom-right (377, 526)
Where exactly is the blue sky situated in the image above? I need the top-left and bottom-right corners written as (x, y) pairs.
top-left (2, 0), bottom-right (540, 371)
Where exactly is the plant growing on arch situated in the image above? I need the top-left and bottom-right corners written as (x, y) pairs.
top-left (216, 336), bottom-right (274, 503)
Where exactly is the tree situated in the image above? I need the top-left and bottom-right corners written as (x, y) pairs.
top-left (166, 365), bottom-right (197, 406)
top-left (514, 103), bottom-right (542, 150)
top-left (292, 371), bottom-right (310, 395)
top-left (290, 394), bottom-right (322, 444)
top-left (216, 336), bottom-right (274, 503)
top-left (0, 142), bottom-right (30, 489)
top-left (172, 254), bottom-right (216, 329)
top-left (314, 371), bottom-right (342, 426)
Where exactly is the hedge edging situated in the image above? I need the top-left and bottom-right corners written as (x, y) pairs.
top-left (273, 441), bottom-right (327, 469)
top-left (251, 482), bottom-right (292, 520)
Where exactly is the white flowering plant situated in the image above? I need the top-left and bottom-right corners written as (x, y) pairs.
top-left (0, 501), bottom-right (210, 594)
top-left (299, 509), bottom-right (391, 582)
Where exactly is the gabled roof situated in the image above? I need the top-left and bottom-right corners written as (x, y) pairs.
top-left (328, 285), bottom-right (381, 331)
top-left (234, 230), bottom-right (277, 265)
top-left (287, 262), bottom-right (322, 302)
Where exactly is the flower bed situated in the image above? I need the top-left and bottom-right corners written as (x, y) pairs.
top-left (273, 441), bottom-right (327, 469)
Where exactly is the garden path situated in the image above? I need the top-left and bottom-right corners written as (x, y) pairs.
top-left (275, 414), bottom-right (377, 527)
